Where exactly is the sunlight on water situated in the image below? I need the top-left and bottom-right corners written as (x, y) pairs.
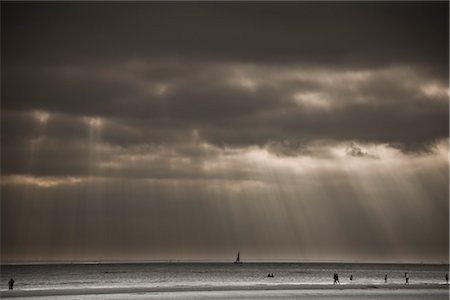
top-left (0, 263), bottom-right (448, 291)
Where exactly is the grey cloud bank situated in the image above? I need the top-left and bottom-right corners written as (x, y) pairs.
top-left (1, 2), bottom-right (448, 263)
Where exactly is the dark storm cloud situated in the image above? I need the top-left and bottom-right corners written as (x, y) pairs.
top-left (2, 2), bottom-right (448, 164)
top-left (2, 62), bottom-right (448, 157)
top-left (3, 2), bottom-right (448, 72)
top-left (345, 143), bottom-right (377, 159)
top-left (2, 62), bottom-right (448, 178)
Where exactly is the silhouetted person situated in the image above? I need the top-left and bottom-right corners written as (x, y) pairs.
top-left (350, 274), bottom-right (353, 281)
top-left (384, 274), bottom-right (388, 283)
top-left (8, 278), bottom-right (14, 290)
top-left (446, 273), bottom-right (448, 284)
top-left (333, 273), bottom-right (340, 284)
top-left (405, 274), bottom-right (409, 284)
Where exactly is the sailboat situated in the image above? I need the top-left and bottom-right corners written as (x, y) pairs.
top-left (234, 251), bottom-right (243, 264)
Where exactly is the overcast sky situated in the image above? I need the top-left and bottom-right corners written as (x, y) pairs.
top-left (1, 2), bottom-right (449, 263)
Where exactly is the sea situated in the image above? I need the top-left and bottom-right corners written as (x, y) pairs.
top-left (0, 262), bottom-right (448, 291)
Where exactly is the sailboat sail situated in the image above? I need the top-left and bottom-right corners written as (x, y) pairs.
top-left (234, 251), bottom-right (242, 264)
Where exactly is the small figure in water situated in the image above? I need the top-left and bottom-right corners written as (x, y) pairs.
top-left (446, 273), bottom-right (448, 284)
top-left (405, 273), bottom-right (409, 284)
top-left (8, 278), bottom-right (14, 290)
top-left (267, 273), bottom-right (274, 278)
top-left (384, 274), bottom-right (388, 283)
top-left (349, 274), bottom-right (353, 281)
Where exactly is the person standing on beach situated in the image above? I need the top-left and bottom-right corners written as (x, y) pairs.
top-left (350, 274), bottom-right (353, 281)
top-left (446, 273), bottom-right (448, 284)
top-left (8, 278), bottom-right (14, 290)
top-left (405, 273), bottom-right (409, 284)
top-left (384, 274), bottom-right (388, 283)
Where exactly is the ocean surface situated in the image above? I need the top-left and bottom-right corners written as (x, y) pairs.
top-left (0, 262), bottom-right (448, 291)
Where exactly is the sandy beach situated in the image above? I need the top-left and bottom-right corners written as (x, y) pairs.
top-left (1, 284), bottom-right (448, 299)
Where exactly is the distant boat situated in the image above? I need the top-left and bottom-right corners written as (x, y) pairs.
top-left (234, 251), bottom-right (243, 264)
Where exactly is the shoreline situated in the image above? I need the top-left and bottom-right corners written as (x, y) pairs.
top-left (1, 283), bottom-right (448, 298)
top-left (2, 261), bottom-right (449, 266)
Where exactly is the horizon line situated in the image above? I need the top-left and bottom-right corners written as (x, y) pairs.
top-left (1, 259), bottom-right (448, 266)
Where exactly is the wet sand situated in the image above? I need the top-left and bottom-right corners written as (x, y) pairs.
top-left (1, 284), bottom-right (448, 299)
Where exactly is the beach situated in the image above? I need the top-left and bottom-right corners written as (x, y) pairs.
top-left (0, 284), bottom-right (448, 299)
top-left (1, 263), bottom-right (448, 299)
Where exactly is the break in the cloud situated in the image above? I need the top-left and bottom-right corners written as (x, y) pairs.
top-left (1, 2), bottom-right (448, 263)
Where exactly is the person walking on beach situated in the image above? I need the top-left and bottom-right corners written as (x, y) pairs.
top-left (384, 274), bottom-right (388, 283)
top-left (446, 273), bottom-right (448, 284)
top-left (334, 273), bottom-right (340, 284)
top-left (8, 278), bottom-right (14, 290)
top-left (333, 273), bottom-right (340, 284)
